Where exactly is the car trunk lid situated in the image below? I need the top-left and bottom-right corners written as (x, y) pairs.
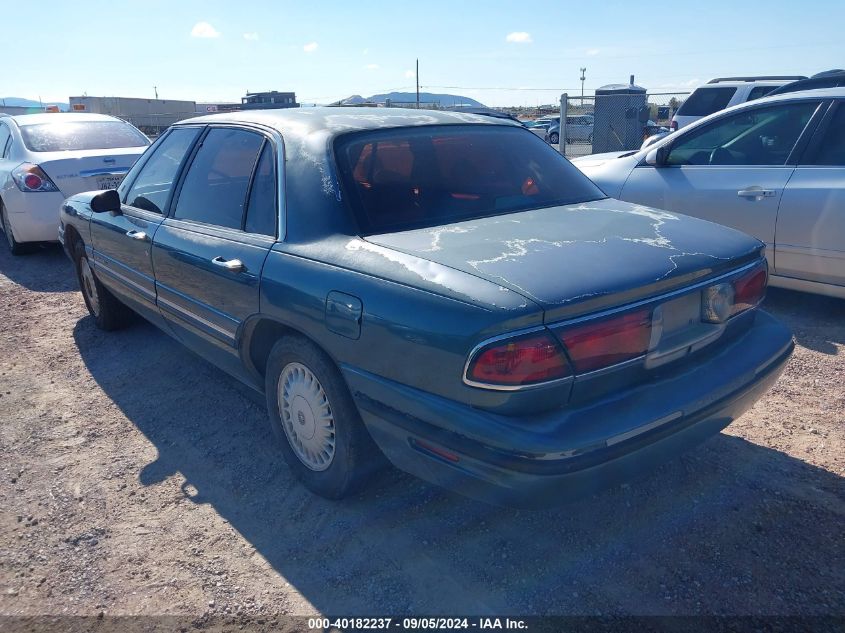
top-left (36, 147), bottom-right (145, 197)
top-left (365, 198), bottom-right (764, 323)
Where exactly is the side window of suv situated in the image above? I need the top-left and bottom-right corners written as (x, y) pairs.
top-left (747, 86), bottom-right (777, 102)
top-left (173, 128), bottom-right (264, 230)
top-left (807, 105), bottom-right (845, 166)
top-left (124, 128), bottom-right (200, 214)
top-left (666, 101), bottom-right (819, 166)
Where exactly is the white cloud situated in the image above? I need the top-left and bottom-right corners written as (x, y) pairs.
top-left (586, 48), bottom-right (600, 56)
top-left (303, 41), bottom-right (318, 53)
top-left (404, 69), bottom-right (415, 78)
top-left (364, 63), bottom-right (379, 70)
top-left (243, 32), bottom-right (259, 41)
top-left (505, 31), bottom-right (532, 44)
top-left (191, 21), bottom-right (220, 38)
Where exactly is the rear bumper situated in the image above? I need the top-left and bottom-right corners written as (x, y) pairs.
top-left (344, 310), bottom-right (793, 508)
top-left (2, 189), bottom-right (64, 243)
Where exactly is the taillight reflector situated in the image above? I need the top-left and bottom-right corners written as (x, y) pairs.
top-left (466, 331), bottom-right (571, 387)
top-left (554, 309), bottom-right (652, 374)
top-left (732, 263), bottom-right (768, 315)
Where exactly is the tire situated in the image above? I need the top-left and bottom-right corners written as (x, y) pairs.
top-left (1, 201), bottom-right (31, 256)
top-left (72, 239), bottom-right (132, 331)
top-left (549, 132), bottom-right (559, 145)
top-left (265, 336), bottom-right (382, 499)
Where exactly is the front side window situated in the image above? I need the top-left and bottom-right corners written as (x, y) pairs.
top-left (124, 127), bottom-right (201, 214)
top-left (173, 128), bottom-right (264, 230)
top-left (807, 105), bottom-right (845, 166)
top-left (676, 87), bottom-right (736, 117)
top-left (666, 102), bottom-right (819, 166)
top-left (335, 125), bottom-right (605, 234)
top-left (19, 120), bottom-right (149, 152)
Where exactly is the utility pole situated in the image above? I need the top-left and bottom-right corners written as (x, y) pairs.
top-left (580, 67), bottom-right (586, 105)
top-left (416, 58), bottom-right (420, 109)
top-left (154, 86), bottom-right (159, 100)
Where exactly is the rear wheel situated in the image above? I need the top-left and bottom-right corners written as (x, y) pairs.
top-left (549, 132), bottom-right (559, 145)
top-left (265, 336), bottom-right (381, 499)
top-left (73, 239), bottom-right (132, 330)
top-left (1, 201), bottom-right (30, 256)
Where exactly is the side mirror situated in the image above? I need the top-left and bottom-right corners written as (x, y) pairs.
top-left (645, 145), bottom-right (670, 167)
top-left (90, 189), bottom-right (121, 213)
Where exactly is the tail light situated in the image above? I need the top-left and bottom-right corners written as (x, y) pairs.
top-left (552, 309), bottom-right (652, 373)
top-left (670, 119), bottom-right (678, 131)
top-left (702, 261), bottom-right (767, 323)
top-left (465, 331), bottom-right (571, 387)
top-left (12, 163), bottom-right (59, 193)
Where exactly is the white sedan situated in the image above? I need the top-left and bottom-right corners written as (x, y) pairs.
top-left (0, 112), bottom-right (150, 254)
top-left (573, 88), bottom-right (845, 299)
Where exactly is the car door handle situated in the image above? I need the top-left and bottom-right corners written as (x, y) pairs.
top-left (211, 256), bottom-right (245, 272)
top-left (125, 230), bottom-right (147, 240)
top-left (737, 188), bottom-right (776, 199)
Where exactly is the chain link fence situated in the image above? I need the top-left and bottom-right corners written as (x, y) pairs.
top-left (528, 92), bottom-right (689, 158)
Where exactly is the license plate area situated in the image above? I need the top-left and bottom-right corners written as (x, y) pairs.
top-left (645, 291), bottom-right (723, 368)
top-left (96, 174), bottom-right (124, 190)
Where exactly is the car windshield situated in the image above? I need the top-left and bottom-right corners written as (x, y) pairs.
top-left (19, 120), bottom-right (149, 152)
top-left (335, 124), bottom-right (606, 234)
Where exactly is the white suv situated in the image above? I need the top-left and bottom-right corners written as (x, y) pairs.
top-left (671, 76), bottom-right (806, 130)
top-left (0, 113), bottom-right (150, 255)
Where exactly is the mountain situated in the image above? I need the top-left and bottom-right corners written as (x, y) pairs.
top-left (1, 97), bottom-right (69, 111)
top-left (366, 92), bottom-right (485, 107)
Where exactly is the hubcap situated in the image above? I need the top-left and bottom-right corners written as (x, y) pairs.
top-left (79, 258), bottom-right (100, 316)
top-left (278, 362), bottom-right (335, 471)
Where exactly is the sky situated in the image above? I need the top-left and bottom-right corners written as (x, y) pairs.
top-left (1, 0), bottom-right (842, 108)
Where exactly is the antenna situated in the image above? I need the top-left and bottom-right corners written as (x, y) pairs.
top-left (154, 86), bottom-right (159, 100)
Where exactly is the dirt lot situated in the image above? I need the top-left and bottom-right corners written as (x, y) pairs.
top-left (1, 243), bottom-right (843, 621)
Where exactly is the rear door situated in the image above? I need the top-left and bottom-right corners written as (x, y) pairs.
top-left (775, 100), bottom-right (845, 288)
top-left (89, 127), bottom-right (201, 327)
top-left (621, 100), bottom-right (824, 264)
top-left (151, 126), bottom-right (278, 380)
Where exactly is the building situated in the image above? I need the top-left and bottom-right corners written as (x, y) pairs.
top-left (68, 96), bottom-right (198, 135)
top-left (240, 91), bottom-right (298, 110)
top-left (196, 102), bottom-right (242, 114)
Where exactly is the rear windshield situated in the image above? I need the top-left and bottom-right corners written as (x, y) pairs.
top-left (676, 87), bottom-right (736, 117)
top-left (334, 125), bottom-right (605, 234)
top-left (19, 121), bottom-right (149, 152)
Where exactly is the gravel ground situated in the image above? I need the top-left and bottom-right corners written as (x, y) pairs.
top-left (0, 242), bottom-right (843, 621)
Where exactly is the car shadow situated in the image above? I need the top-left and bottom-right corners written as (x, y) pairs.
top-left (763, 288), bottom-right (845, 355)
top-left (0, 240), bottom-right (75, 293)
top-left (72, 316), bottom-right (845, 615)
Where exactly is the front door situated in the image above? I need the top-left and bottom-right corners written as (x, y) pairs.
top-left (621, 100), bottom-right (823, 265)
top-left (89, 127), bottom-right (201, 328)
top-left (151, 127), bottom-right (279, 382)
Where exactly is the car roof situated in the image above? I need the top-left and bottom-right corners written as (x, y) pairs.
top-left (176, 106), bottom-right (519, 139)
top-left (4, 112), bottom-right (124, 126)
top-left (693, 80), bottom-right (792, 88)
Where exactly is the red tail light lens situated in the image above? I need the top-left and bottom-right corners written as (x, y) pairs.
top-left (732, 262), bottom-right (768, 315)
top-left (12, 163), bottom-right (60, 193)
top-left (466, 331), bottom-right (571, 387)
top-left (554, 309), bottom-right (652, 374)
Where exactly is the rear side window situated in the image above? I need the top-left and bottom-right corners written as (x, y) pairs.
top-left (677, 87), bottom-right (736, 117)
top-left (174, 128), bottom-right (264, 230)
top-left (807, 105), bottom-right (845, 166)
top-left (124, 127), bottom-right (200, 214)
top-left (0, 124), bottom-right (10, 158)
top-left (747, 86), bottom-right (777, 102)
top-left (244, 142), bottom-right (277, 236)
top-left (335, 125), bottom-right (605, 234)
top-left (19, 120), bottom-right (149, 152)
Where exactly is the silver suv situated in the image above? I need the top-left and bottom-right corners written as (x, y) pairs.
top-left (671, 76), bottom-right (806, 130)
